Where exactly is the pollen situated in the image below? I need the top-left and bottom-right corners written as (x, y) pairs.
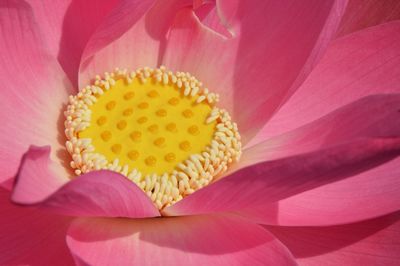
top-left (64, 66), bottom-right (242, 210)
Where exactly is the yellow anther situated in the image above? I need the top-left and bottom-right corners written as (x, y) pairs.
top-left (106, 101), bottom-right (116, 110)
top-left (148, 124), bottom-right (158, 133)
top-left (123, 108), bottom-right (133, 116)
top-left (97, 116), bottom-right (107, 126)
top-left (145, 156), bottom-right (157, 166)
top-left (156, 109), bottom-right (167, 117)
top-left (168, 97), bottom-right (179, 106)
top-left (182, 109), bottom-right (194, 118)
top-left (137, 116), bottom-right (148, 124)
top-left (166, 122), bottom-right (177, 132)
top-left (138, 102), bottom-right (149, 109)
top-left (124, 91), bottom-right (135, 100)
top-left (128, 150), bottom-right (139, 161)
top-left (117, 120), bottom-right (127, 130)
top-left (154, 137), bottom-right (165, 147)
top-left (179, 141), bottom-right (191, 151)
top-left (164, 153), bottom-right (176, 162)
top-left (188, 125), bottom-right (200, 136)
top-left (101, 131), bottom-right (112, 142)
top-left (111, 144), bottom-right (122, 154)
top-left (147, 90), bottom-right (159, 98)
top-left (130, 131), bottom-right (142, 142)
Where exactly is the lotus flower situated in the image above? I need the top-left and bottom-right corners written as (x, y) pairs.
top-left (1, 0), bottom-right (400, 265)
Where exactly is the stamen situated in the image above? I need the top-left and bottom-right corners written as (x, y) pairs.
top-left (64, 66), bottom-right (242, 209)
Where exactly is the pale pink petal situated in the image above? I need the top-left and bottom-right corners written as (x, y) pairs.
top-left (337, 0), bottom-right (400, 37)
top-left (12, 146), bottom-right (159, 218)
top-left (26, 0), bottom-right (119, 85)
top-left (0, 2), bottom-right (72, 185)
top-left (0, 188), bottom-right (74, 265)
top-left (253, 22), bottom-right (400, 144)
top-left (267, 212), bottom-right (400, 266)
top-left (164, 138), bottom-right (400, 219)
top-left (79, 0), bottom-right (191, 87)
top-left (67, 215), bottom-right (296, 265)
top-left (163, 1), bottom-right (347, 142)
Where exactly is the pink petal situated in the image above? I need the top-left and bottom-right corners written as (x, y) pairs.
top-left (67, 215), bottom-right (296, 265)
top-left (162, 1), bottom-right (347, 142)
top-left (164, 138), bottom-right (400, 218)
top-left (337, 0), bottom-right (400, 37)
top-left (26, 0), bottom-right (119, 85)
top-left (12, 146), bottom-right (159, 218)
top-left (253, 22), bottom-right (400, 144)
top-left (194, 1), bottom-right (231, 37)
top-left (267, 212), bottom-right (400, 266)
top-left (243, 94), bottom-right (400, 166)
top-left (0, 188), bottom-right (74, 265)
top-left (0, 2), bottom-right (72, 185)
top-left (79, 0), bottom-right (190, 87)
top-left (243, 157), bottom-right (400, 226)
top-left (236, 94), bottom-right (400, 226)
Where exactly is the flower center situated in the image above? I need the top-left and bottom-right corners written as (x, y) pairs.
top-left (64, 66), bottom-right (241, 209)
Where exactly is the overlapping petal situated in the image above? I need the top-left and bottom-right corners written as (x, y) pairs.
top-left (337, 0), bottom-right (400, 37)
top-left (0, 188), bottom-right (74, 266)
top-left (267, 212), bottom-right (400, 266)
top-left (79, 0), bottom-right (192, 87)
top-left (26, 0), bottom-right (119, 85)
top-left (163, 0), bottom-right (348, 142)
top-left (67, 215), bottom-right (296, 265)
top-left (164, 137), bottom-right (400, 220)
top-left (253, 22), bottom-right (400, 144)
top-left (12, 146), bottom-right (159, 218)
top-left (0, 1), bottom-right (72, 186)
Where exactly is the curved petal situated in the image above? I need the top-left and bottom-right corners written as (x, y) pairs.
top-left (241, 157), bottom-right (400, 226)
top-left (243, 94), bottom-right (400, 166)
top-left (26, 0), bottom-right (119, 86)
top-left (267, 212), bottom-right (400, 266)
top-left (164, 138), bottom-right (400, 219)
top-left (12, 146), bottom-right (159, 218)
top-left (0, 1), bottom-right (72, 185)
top-left (79, 0), bottom-right (192, 87)
top-left (67, 215), bottom-right (296, 265)
top-left (253, 22), bottom-right (400, 144)
top-left (0, 188), bottom-right (74, 266)
top-left (235, 94), bottom-right (400, 226)
top-left (337, 0), bottom-right (400, 37)
top-left (162, 0), bottom-right (347, 142)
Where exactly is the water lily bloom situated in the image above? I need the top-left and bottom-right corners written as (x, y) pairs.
top-left (1, 0), bottom-right (400, 265)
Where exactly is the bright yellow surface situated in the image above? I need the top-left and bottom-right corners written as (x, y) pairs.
top-left (80, 78), bottom-right (216, 175)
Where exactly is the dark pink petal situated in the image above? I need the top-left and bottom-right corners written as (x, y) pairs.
top-left (26, 0), bottom-right (119, 86)
top-left (267, 212), bottom-right (400, 266)
top-left (0, 188), bottom-right (74, 265)
top-left (12, 146), bottom-right (159, 218)
top-left (163, 0), bottom-right (347, 142)
top-left (79, 0), bottom-right (191, 87)
top-left (164, 138), bottom-right (400, 219)
top-left (254, 22), bottom-right (400, 144)
top-left (337, 0), bottom-right (400, 37)
top-left (67, 215), bottom-right (296, 265)
top-left (0, 2), bottom-right (71, 185)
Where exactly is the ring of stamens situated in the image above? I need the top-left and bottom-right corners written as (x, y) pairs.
top-left (64, 66), bottom-right (241, 209)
